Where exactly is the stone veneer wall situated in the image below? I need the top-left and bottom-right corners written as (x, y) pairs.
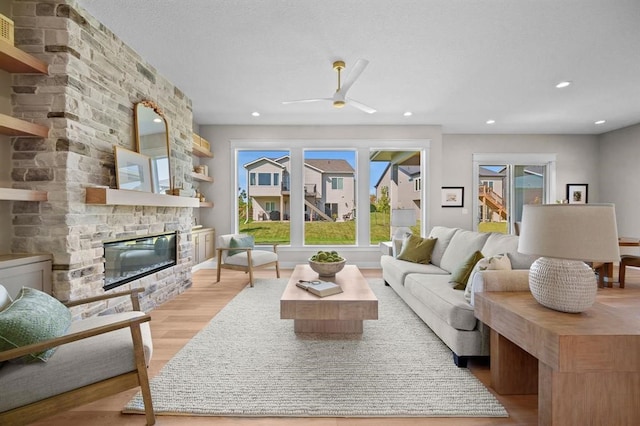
top-left (10, 0), bottom-right (196, 316)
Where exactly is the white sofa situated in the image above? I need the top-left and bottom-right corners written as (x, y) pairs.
top-left (380, 226), bottom-right (533, 367)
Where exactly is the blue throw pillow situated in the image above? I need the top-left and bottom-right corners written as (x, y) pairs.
top-left (228, 235), bottom-right (255, 257)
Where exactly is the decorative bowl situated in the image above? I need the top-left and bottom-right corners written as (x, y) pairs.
top-left (308, 258), bottom-right (346, 277)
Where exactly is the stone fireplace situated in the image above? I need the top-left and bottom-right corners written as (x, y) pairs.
top-left (9, 1), bottom-right (198, 316)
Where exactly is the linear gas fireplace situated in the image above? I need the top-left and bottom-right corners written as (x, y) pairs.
top-left (103, 231), bottom-right (177, 291)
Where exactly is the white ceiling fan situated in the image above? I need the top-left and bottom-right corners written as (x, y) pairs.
top-left (283, 59), bottom-right (376, 114)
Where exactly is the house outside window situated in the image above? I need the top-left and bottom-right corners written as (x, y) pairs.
top-left (414, 178), bottom-right (421, 192)
top-left (273, 173), bottom-right (279, 187)
top-left (250, 173), bottom-right (256, 185)
top-left (331, 177), bottom-right (343, 190)
top-left (265, 201), bottom-right (276, 212)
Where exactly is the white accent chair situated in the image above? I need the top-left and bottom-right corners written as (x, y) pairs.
top-left (0, 287), bottom-right (155, 425)
top-left (216, 233), bottom-right (280, 287)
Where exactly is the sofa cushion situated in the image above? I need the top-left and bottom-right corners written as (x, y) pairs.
top-left (428, 226), bottom-right (459, 267)
top-left (507, 251), bottom-right (539, 269)
top-left (464, 254), bottom-right (512, 303)
top-left (0, 311), bottom-right (153, 412)
top-left (450, 250), bottom-right (484, 290)
top-left (404, 273), bottom-right (477, 331)
top-left (381, 255), bottom-right (448, 287)
top-left (439, 229), bottom-right (491, 273)
top-left (397, 235), bottom-right (437, 264)
top-left (0, 287), bottom-right (72, 363)
top-left (482, 232), bottom-right (519, 257)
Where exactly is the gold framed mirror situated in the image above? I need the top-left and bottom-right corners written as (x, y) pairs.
top-left (134, 100), bottom-right (171, 193)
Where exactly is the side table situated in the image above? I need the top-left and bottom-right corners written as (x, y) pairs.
top-left (475, 291), bottom-right (640, 425)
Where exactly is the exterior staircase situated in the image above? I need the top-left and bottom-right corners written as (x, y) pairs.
top-left (304, 199), bottom-right (334, 221)
top-left (479, 186), bottom-right (507, 220)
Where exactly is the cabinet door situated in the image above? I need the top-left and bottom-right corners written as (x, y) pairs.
top-left (204, 230), bottom-right (215, 261)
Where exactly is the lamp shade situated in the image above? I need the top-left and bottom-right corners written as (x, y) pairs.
top-left (391, 209), bottom-right (416, 227)
top-left (518, 204), bottom-right (620, 262)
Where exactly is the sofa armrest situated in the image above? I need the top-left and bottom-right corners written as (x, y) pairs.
top-left (471, 269), bottom-right (530, 306)
top-left (0, 313), bottom-right (151, 363)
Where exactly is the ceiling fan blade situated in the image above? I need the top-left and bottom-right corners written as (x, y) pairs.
top-left (282, 98), bottom-right (332, 105)
top-left (340, 59), bottom-right (369, 95)
top-left (347, 98), bottom-right (377, 114)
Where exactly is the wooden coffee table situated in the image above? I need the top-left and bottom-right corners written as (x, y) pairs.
top-left (280, 264), bottom-right (378, 333)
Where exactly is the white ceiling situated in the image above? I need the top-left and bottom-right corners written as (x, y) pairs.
top-left (76, 0), bottom-right (640, 134)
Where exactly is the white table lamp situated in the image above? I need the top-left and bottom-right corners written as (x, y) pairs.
top-left (518, 204), bottom-right (620, 313)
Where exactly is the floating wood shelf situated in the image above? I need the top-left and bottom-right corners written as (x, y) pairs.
top-left (0, 40), bottom-right (48, 74)
top-left (86, 187), bottom-right (200, 207)
top-left (192, 143), bottom-right (213, 158)
top-left (199, 201), bottom-right (214, 208)
top-left (0, 113), bottom-right (49, 137)
top-left (0, 188), bottom-right (48, 202)
top-left (191, 172), bottom-right (213, 182)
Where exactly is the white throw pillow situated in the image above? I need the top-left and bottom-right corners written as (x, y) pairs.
top-left (464, 254), bottom-right (512, 303)
top-left (0, 285), bottom-right (12, 311)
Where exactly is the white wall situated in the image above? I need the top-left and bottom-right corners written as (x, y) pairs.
top-left (598, 123), bottom-right (640, 238)
top-left (194, 124), bottom-right (633, 266)
top-left (441, 134), bottom-right (600, 229)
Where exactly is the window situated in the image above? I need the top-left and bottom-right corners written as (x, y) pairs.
top-left (258, 173), bottom-right (271, 185)
top-left (304, 150), bottom-right (356, 245)
top-left (233, 141), bottom-right (429, 248)
top-left (473, 153), bottom-right (556, 234)
top-left (370, 150), bottom-right (423, 243)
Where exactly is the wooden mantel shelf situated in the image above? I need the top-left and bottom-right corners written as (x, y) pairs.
top-left (86, 187), bottom-right (200, 207)
top-left (0, 40), bottom-right (48, 74)
top-left (192, 144), bottom-right (213, 158)
top-left (0, 113), bottom-right (49, 138)
top-left (0, 188), bottom-right (48, 202)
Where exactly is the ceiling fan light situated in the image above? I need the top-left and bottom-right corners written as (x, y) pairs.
top-left (333, 100), bottom-right (346, 108)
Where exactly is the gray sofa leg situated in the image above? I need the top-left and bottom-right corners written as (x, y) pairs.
top-left (453, 353), bottom-right (468, 368)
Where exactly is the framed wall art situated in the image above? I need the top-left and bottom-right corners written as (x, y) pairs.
top-left (441, 186), bottom-right (464, 207)
top-left (114, 146), bottom-right (153, 192)
top-left (566, 183), bottom-right (588, 204)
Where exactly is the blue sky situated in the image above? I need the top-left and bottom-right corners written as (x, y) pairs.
top-left (237, 150), bottom-right (389, 196)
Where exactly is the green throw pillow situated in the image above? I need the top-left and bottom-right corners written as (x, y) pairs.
top-left (450, 250), bottom-right (484, 290)
top-left (0, 287), bottom-right (72, 363)
top-left (397, 235), bottom-right (437, 264)
top-left (228, 235), bottom-right (255, 257)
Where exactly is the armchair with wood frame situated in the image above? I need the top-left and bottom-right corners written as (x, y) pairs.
top-left (0, 287), bottom-right (155, 425)
top-left (216, 233), bottom-right (280, 287)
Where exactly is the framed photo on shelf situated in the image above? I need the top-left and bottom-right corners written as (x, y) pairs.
top-left (441, 186), bottom-right (464, 207)
top-left (114, 146), bottom-right (152, 192)
top-left (566, 183), bottom-right (588, 204)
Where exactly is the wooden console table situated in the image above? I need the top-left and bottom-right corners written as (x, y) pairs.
top-left (475, 291), bottom-right (640, 425)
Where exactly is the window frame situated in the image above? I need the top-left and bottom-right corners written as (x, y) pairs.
top-left (231, 139), bottom-right (431, 249)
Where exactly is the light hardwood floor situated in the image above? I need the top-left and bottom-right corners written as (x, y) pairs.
top-left (31, 266), bottom-right (640, 426)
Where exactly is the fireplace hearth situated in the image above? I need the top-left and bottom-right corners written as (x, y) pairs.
top-left (104, 232), bottom-right (177, 291)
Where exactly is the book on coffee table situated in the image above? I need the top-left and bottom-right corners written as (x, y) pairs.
top-left (296, 280), bottom-right (343, 297)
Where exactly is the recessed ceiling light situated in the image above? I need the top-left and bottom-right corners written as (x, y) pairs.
top-left (251, 112), bottom-right (260, 117)
top-left (153, 118), bottom-right (162, 123)
top-left (486, 119), bottom-right (496, 125)
top-left (594, 120), bottom-right (606, 125)
top-left (556, 81), bottom-right (571, 88)
top-left (403, 111), bottom-right (413, 117)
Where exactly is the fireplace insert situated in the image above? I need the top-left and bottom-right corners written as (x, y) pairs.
top-left (103, 231), bottom-right (177, 291)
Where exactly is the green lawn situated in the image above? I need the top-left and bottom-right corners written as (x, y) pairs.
top-left (238, 212), bottom-right (421, 245)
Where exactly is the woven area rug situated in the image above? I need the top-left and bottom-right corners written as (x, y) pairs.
top-left (124, 278), bottom-right (507, 418)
